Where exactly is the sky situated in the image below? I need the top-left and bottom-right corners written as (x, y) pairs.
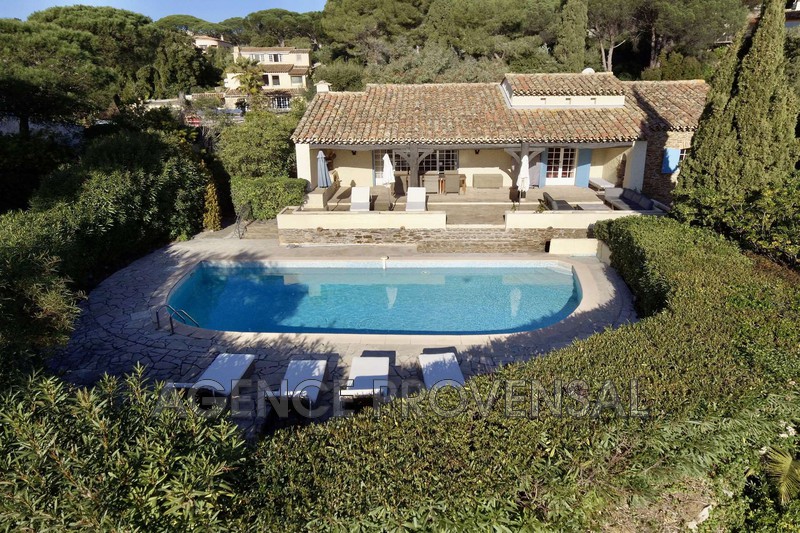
top-left (1, 0), bottom-right (327, 22)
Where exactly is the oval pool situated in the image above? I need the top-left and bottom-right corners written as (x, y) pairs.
top-left (167, 261), bottom-right (582, 335)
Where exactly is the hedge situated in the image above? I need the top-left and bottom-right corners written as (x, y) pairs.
top-left (230, 176), bottom-right (307, 220)
top-left (247, 216), bottom-right (800, 530)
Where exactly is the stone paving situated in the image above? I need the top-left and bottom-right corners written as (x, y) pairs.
top-left (50, 236), bottom-right (636, 435)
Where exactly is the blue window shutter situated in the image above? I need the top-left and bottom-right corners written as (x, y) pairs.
top-left (575, 149), bottom-right (592, 187)
top-left (538, 150), bottom-right (548, 188)
top-left (662, 148), bottom-right (681, 173)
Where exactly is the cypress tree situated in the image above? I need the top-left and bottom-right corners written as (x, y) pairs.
top-left (675, 0), bottom-right (800, 234)
top-left (555, 0), bottom-right (588, 72)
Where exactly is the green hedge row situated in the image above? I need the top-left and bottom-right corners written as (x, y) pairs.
top-left (246, 216), bottom-right (800, 530)
top-left (230, 176), bottom-right (307, 220)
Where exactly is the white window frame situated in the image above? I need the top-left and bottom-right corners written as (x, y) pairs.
top-left (268, 53), bottom-right (282, 63)
top-left (273, 95), bottom-right (291, 110)
top-left (419, 150), bottom-right (458, 173)
top-left (271, 75), bottom-right (280, 86)
top-left (290, 75), bottom-right (303, 85)
top-left (373, 150), bottom-right (411, 183)
top-left (546, 147), bottom-right (577, 179)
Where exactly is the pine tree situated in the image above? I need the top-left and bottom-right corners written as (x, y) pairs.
top-left (675, 0), bottom-right (800, 236)
top-left (555, 0), bottom-right (588, 72)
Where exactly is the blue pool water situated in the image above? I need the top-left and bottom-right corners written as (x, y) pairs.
top-left (168, 262), bottom-right (581, 335)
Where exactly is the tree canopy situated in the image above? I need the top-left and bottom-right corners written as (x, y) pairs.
top-left (0, 19), bottom-right (115, 136)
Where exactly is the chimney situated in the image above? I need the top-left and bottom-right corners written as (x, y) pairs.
top-left (315, 80), bottom-right (331, 93)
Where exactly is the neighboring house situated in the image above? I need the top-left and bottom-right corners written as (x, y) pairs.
top-left (292, 72), bottom-right (708, 205)
top-left (224, 46), bottom-right (311, 112)
top-left (192, 35), bottom-right (233, 51)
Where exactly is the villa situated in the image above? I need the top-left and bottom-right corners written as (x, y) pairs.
top-left (292, 72), bottom-right (708, 206)
top-left (224, 46), bottom-right (312, 112)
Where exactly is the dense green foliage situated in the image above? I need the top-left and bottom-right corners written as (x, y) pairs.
top-left (21, 6), bottom-right (220, 103)
top-left (0, 19), bottom-right (115, 137)
top-left (0, 127), bottom-right (208, 375)
top-left (230, 177), bottom-right (307, 220)
top-left (675, 0), bottom-right (800, 266)
top-left (555, 0), bottom-right (588, 71)
top-left (241, 216), bottom-right (800, 529)
top-left (0, 369), bottom-right (253, 530)
top-left (0, 134), bottom-right (75, 212)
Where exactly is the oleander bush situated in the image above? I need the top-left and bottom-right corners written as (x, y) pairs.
top-left (230, 176), bottom-right (307, 220)
top-left (0, 367), bottom-right (254, 531)
top-left (248, 216), bottom-right (800, 530)
top-left (0, 129), bottom-right (207, 376)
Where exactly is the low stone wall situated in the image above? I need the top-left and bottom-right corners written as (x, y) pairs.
top-left (279, 227), bottom-right (589, 253)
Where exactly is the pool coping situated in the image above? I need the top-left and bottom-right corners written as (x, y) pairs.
top-left (158, 257), bottom-right (601, 347)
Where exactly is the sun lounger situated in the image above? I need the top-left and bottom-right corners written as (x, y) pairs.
top-left (339, 357), bottom-right (390, 400)
top-left (350, 186), bottom-right (371, 211)
top-left (269, 359), bottom-right (327, 407)
top-left (405, 186), bottom-right (426, 212)
top-left (419, 352), bottom-right (465, 390)
top-left (165, 353), bottom-right (256, 407)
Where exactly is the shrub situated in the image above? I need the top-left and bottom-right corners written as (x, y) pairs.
top-left (0, 368), bottom-right (254, 531)
top-left (247, 216), bottom-right (800, 529)
top-left (230, 176), bottom-right (306, 220)
top-left (0, 249), bottom-right (78, 378)
top-left (3, 130), bottom-right (207, 285)
top-left (203, 181), bottom-right (223, 231)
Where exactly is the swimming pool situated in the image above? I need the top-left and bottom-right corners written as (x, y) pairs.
top-left (167, 261), bottom-right (582, 335)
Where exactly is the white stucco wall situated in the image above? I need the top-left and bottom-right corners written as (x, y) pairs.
top-left (589, 146), bottom-right (629, 183)
top-left (458, 149), bottom-right (514, 186)
top-left (623, 141), bottom-right (648, 192)
top-left (295, 144), bottom-right (314, 188)
top-left (330, 150), bottom-right (374, 187)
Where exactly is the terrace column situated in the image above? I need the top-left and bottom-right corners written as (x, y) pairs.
top-left (295, 143), bottom-right (314, 190)
top-left (408, 145), bottom-right (420, 188)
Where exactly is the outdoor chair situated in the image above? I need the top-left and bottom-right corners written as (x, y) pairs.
top-left (603, 188), bottom-right (657, 211)
top-left (423, 174), bottom-right (440, 194)
top-left (542, 192), bottom-right (573, 211)
top-left (350, 186), bottom-right (371, 211)
top-left (339, 357), bottom-right (390, 401)
top-left (444, 173), bottom-right (461, 194)
top-left (164, 353), bottom-right (256, 408)
top-left (419, 352), bottom-right (465, 390)
top-left (267, 359), bottom-right (327, 407)
top-left (405, 187), bottom-right (427, 212)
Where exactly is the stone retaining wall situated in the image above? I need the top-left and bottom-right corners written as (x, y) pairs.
top-left (279, 227), bottom-right (589, 253)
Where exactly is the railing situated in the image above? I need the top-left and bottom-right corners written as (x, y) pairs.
top-left (234, 203), bottom-right (252, 239)
top-left (155, 304), bottom-right (200, 334)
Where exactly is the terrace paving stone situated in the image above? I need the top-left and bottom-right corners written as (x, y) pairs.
top-left (51, 234), bottom-right (636, 430)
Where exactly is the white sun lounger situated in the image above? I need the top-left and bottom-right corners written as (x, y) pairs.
top-left (405, 186), bottom-right (427, 212)
top-left (419, 352), bottom-right (465, 390)
top-left (339, 357), bottom-right (390, 400)
top-left (166, 353), bottom-right (256, 397)
top-left (269, 359), bottom-right (327, 407)
top-left (350, 186), bottom-right (371, 211)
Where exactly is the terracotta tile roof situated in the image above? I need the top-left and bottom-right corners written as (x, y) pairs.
top-left (627, 80), bottom-right (710, 131)
top-left (505, 72), bottom-right (626, 96)
top-left (292, 76), bottom-right (709, 146)
top-left (239, 47), bottom-right (309, 53)
top-left (289, 66), bottom-right (310, 76)
top-left (260, 64), bottom-right (294, 74)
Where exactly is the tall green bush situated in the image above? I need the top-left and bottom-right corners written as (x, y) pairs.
top-left (554, 0), bottom-right (588, 72)
top-left (675, 0), bottom-right (800, 265)
top-left (230, 176), bottom-right (306, 220)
